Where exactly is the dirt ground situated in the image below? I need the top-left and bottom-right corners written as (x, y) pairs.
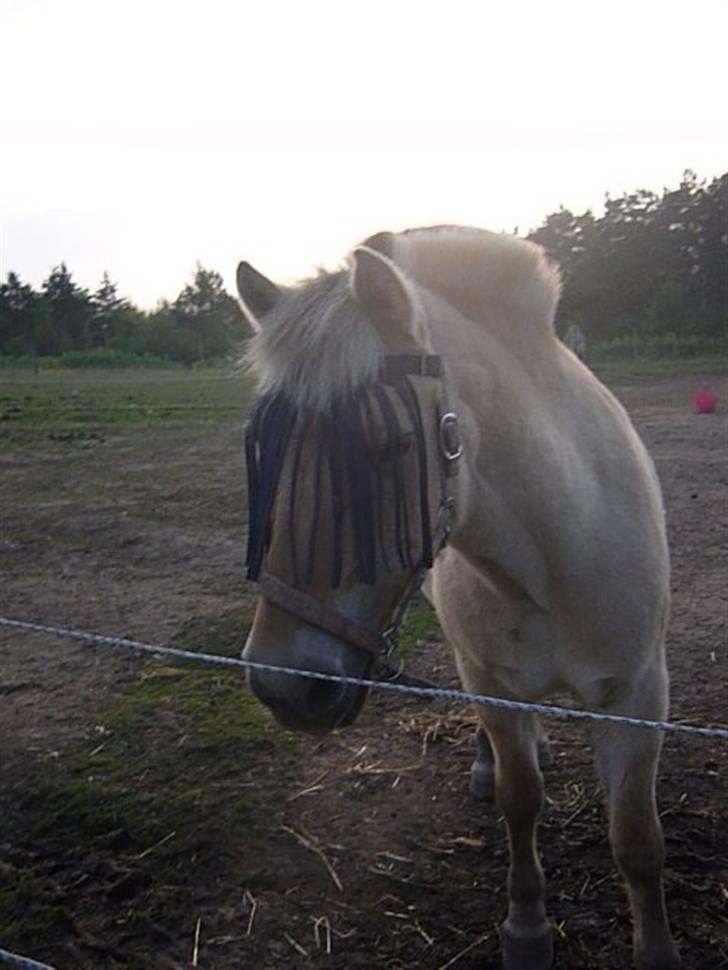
top-left (0, 366), bottom-right (726, 969)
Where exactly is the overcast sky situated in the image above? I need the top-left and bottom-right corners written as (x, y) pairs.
top-left (1, 0), bottom-right (726, 308)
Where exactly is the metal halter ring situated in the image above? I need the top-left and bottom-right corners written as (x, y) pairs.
top-left (438, 412), bottom-right (463, 463)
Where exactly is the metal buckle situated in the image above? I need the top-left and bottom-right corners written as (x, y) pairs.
top-left (381, 625), bottom-right (398, 658)
top-left (438, 495), bottom-right (456, 541)
top-left (438, 412), bottom-right (463, 462)
top-left (376, 654), bottom-right (405, 682)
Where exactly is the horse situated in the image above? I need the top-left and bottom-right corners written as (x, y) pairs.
top-left (236, 226), bottom-right (680, 970)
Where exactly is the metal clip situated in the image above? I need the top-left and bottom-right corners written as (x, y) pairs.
top-left (438, 412), bottom-right (463, 463)
top-left (381, 626), bottom-right (399, 658)
top-left (377, 654), bottom-right (406, 682)
top-left (439, 495), bottom-right (456, 539)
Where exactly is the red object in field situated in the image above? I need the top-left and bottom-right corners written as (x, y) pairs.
top-left (691, 391), bottom-right (718, 414)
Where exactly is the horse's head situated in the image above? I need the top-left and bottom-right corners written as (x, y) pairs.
top-left (238, 240), bottom-right (459, 734)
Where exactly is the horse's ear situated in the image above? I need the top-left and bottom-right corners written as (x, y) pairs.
top-left (236, 261), bottom-right (281, 332)
top-left (350, 246), bottom-right (419, 350)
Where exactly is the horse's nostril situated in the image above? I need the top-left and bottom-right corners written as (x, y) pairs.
top-left (248, 665), bottom-right (367, 734)
top-left (302, 678), bottom-right (342, 717)
top-left (248, 670), bottom-right (287, 711)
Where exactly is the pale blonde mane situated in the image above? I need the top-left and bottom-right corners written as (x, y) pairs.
top-left (387, 226), bottom-right (561, 348)
top-left (246, 227), bottom-right (561, 406)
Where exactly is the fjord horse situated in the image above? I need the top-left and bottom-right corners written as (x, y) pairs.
top-left (237, 227), bottom-right (680, 970)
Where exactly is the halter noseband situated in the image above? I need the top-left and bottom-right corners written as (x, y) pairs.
top-left (250, 352), bottom-right (461, 682)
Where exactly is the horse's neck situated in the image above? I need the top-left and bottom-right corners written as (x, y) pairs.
top-left (440, 333), bottom-right (570, 607)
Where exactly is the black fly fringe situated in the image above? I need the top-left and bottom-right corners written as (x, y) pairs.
top-left (245, 376), bottom-right (432, 586)
top-left (304, 442), bottom-right (325, 585)
top-left (287, 426), bottom-right (308, 586)
top-left (245, 391), bottom-right (298, 580)
top-left (358, 391), bottom-right (392, 575)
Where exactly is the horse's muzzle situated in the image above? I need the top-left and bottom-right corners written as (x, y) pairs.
top-left (247, 665), bottom-right (368, 735)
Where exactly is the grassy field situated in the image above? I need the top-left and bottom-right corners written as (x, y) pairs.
top-left (1, 360), bottom-right (725, 967)
top-left (0, 611), bottom-right (300, 965)
top-left (1, 353), bottom-right (724, 435)
top-left (0, 366), bottom-right (290, 965)
top-left (0, 364), bottom-right (441, 966)
top-left (0, 366), bottom-right (253, 442)
top-left (591, 353), bottom-right (726, 382)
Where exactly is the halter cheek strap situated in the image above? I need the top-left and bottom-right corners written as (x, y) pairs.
top-left (257, 571), bottom-right (385, 658)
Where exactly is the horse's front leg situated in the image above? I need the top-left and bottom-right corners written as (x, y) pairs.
top-left (470, 721), bottom-right (552, 801)
top-left (480, 707), bottom-right (553, 970)
top-left (589, 660), bottom-right (681, 970)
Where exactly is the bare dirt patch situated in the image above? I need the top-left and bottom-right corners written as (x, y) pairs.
top-left (0, 367), bottom-right (726, 969)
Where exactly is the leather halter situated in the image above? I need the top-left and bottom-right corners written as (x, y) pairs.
top-left (253, 352), bottom-right (461, 681)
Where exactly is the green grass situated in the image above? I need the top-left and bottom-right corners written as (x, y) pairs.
top-left (590, 354), bottom-right (726, 383)
top-left (397, 598), bottom-right (440, 660)
top-left (589, 331), bottom-right (725, 360)
top-left (0, 350), bottom-right (183, 369)
top-left (52, 605), bottom-right (290, 843)
top-left (0, 366), bottom-right (254, 444)
top-left (2, 357), bottom-right (723, 446)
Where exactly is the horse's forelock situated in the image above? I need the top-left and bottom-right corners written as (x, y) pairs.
top-left (246, 270), bottom-right (384, 408)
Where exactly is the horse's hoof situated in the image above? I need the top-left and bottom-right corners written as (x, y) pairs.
top-left (635, 943), bottom-right (682, 970)
top-left (469, 760), bottom-right (495, 800)
top-left (501, 921), bottom-right (553, 970)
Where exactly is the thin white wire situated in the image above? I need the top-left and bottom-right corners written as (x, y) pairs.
top-left (0, 947), bottom-right (56, 970)
top-left (1, 616), bottom-right (726, 741)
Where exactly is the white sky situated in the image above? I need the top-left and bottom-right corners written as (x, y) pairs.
top-left (1, 0), bottom-right (726, 308)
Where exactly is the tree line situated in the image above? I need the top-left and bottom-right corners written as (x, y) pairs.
top-left (527, 170), bottom-right (726, 343)
top-left (0, 263), bottom-right (247, 365)
top-left (1, 170), bottom-right (725, 364)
